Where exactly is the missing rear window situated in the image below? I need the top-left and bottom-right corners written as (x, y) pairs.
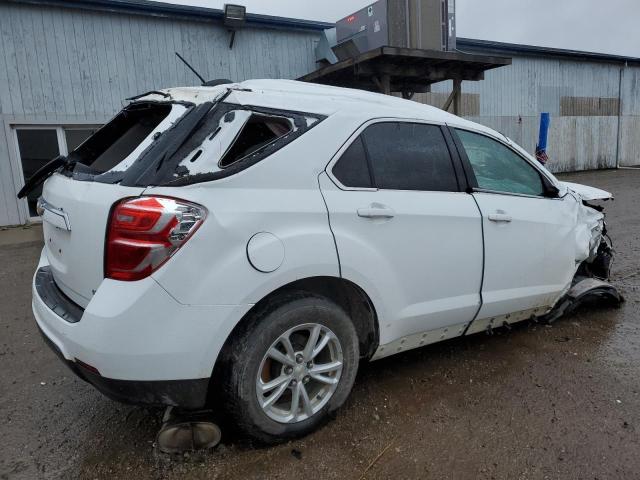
top-left (65, 101), bottom-right (324, 187)
top-left (70, 103), bottom-right (178, 174)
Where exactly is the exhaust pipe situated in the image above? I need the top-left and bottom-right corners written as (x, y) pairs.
top-left (156, 407), bottom-right (222, 454)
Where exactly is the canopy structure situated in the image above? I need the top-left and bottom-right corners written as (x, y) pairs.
top-left (299, 46), bottom-right (512, 114)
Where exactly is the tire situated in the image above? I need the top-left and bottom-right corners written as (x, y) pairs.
top-left (220, 292), bottom-right (359, 445)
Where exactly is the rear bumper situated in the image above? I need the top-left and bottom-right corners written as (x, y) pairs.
top-left (35, 320), bottom-right (209, 408)
top-left (32, 249), bottom-right (251, 408)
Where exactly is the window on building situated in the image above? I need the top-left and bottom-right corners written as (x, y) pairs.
top-left (64, 128), bottom-right (98, 152)
top-left (14, 124), bottom-right (102, 218)
top-left (15, 129), bottom-right (60, 217)
top-left (455, 129), bottom-right (544, 196)
top-left (361, 122), bottom-right (458, 192)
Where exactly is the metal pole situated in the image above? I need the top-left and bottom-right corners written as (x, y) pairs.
top-left (537, 113), bottom-right (550, 152)
top-left (535, 112), bottom-right (551, 165)
top-left (615, 62), bottom-right (626, 169)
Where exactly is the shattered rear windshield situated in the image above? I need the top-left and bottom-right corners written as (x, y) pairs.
top-left (65, 100), bottom-right (324, 187)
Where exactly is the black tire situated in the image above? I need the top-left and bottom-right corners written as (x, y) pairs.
top-left (220, 292), bottom-right (359, 445)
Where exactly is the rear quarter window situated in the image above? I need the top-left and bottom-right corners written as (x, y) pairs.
top-left (218, 113), bottom-right (294, 168)
top-left (332, 136), bottom-right (373, 188)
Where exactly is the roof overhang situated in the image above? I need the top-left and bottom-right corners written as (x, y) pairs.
top-left (299, 46), bottom-right (512, 94)
top-left (457, 38), bottom-right (640, 66)
top-left (5, 0), bottom-right (334, 32)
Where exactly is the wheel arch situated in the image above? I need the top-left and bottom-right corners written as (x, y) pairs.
top-left (236, 276), bottom-right (377, 358)
top-left (210, 276), bottom-right (379, 393)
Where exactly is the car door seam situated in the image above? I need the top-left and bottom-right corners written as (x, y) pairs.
top-left (316, 172), bottom-right (342, 278)
top-left (462, 193), bottom-right (486, 336)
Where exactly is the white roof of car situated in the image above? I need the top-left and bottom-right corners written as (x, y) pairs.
top-left (141, 79), bottom-right (490, 134)
top-left (138, 79), bottom-right (561, 187)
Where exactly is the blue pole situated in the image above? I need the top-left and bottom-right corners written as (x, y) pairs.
top-left (535, 112), bottom-right (550, 165)
top-left (537, 112), bottom-right (550, 152)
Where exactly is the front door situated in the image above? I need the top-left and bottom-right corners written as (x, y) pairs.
top-left (451, 128), bottom-right (577, 333)
top-left (320, 121), bottom-right (484, 354)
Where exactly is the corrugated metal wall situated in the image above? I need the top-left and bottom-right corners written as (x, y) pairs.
top-left (417, 56), bottom-right (640, 172)
top-left (0, 2), bottom-right (320, 226)
top-left (1, 2), bottom-right (639, 226)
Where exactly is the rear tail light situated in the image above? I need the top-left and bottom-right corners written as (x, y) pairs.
top-left (105, 196), bottom-right (206, 281)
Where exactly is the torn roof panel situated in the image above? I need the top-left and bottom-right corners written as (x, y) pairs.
top-left (134, 79), bottom-right (502, 133)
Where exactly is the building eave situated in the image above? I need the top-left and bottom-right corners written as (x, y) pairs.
top-left (457, 38), bottom-right (640, 66)
top-left (6, 0), bottom-right (335, 32)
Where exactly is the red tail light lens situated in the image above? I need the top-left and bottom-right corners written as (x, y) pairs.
top-left (105, 196), bottom-right (206, 281)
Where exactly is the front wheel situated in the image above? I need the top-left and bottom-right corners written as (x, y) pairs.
top-left (220, 293), bottom-right (359, 444)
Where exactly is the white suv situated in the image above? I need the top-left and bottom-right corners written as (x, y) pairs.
top-left (26, 80), bottom-right (617, 443)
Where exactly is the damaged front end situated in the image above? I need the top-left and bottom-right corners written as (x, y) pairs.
top-left (542, 183), bottom-right (623, 323)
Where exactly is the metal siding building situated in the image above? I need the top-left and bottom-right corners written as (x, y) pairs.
top-left (0, 1), bottom-right (639, 226)
top-left (0, 0), bottom-right (326, 226)
top-left (421, 39), bottom-right (640, 172)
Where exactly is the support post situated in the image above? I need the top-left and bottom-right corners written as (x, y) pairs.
top-left (442, 79), bottom-right (462, 113)
top-left (380, 74), bottom-right (391, 95)
top-left (452, 79), bottom-right (462, 115)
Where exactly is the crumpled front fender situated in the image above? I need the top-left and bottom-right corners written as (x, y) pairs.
top-left (574, 201), bottom-right (605, 263)
top-left (560, 181), bottom-right (613, 201)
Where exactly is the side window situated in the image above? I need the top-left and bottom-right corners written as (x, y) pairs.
top-left (332, 136), bottom-right (373, 188)
top-left (362, 122), bottom-right (458, 192)
top-left (456, 129), bottom-right (544, 196)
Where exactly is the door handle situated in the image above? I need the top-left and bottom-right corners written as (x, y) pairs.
top-left (357, 205), bottom-right (395, 219)
top-left (488, 213), bottom-right (512, 223)
top-left (37, 197), bottom-right (71, 231)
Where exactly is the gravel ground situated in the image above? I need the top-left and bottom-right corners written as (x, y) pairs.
top-left (1, 169), bottom-right (639, 480)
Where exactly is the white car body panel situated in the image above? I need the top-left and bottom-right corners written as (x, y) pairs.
top-left (144, 110), bottom-right (351, 306)
top-left (41, 175), bottom-right (145, 307)
top-left (471, 192), bottom-right (580, 320)
top-left (29, 79), bottom-right (613, 398)
top-left (33, 250), bottom-right (251, 380)
top-left (319, 174), bottom-right (483, 346)
top-left (146, 183), bottom-right (340, 306)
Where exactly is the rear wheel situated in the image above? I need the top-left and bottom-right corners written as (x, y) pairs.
top-left (221, 293), bottom-right (359, 444)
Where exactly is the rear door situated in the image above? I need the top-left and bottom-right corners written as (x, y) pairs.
top-left (450, 128), bottom-right (577, 334)
top-left (320, 120), bottom-right (483, 352)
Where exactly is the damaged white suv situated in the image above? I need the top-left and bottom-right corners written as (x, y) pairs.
top-left (23, 80), bottom-right (620, 444)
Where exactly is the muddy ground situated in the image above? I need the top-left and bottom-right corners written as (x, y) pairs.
top-left (1, 169), bottom-right (639, 479)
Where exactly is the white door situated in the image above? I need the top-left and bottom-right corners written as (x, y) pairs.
top-left (321, 121), bottom-right (484, 351)
top-left (452, 128), bottom-right (577, 331)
